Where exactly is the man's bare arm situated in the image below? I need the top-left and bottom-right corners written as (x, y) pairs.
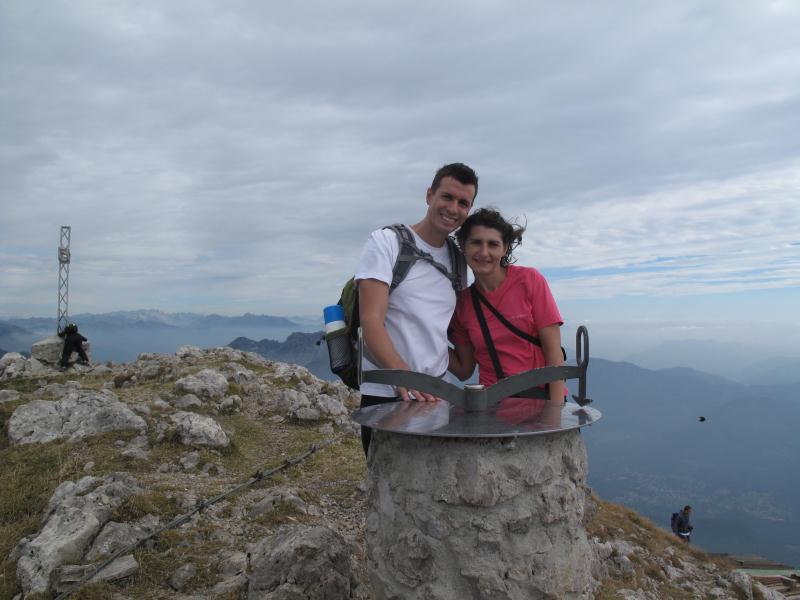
top-left (358, 278), bottom-right (436, 401)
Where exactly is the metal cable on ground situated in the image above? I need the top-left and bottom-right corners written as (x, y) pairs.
top-left (54, 435), bottom-right (344, 600)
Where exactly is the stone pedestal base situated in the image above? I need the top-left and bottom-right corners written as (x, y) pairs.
top-left (365, 430), bottom-right (597, 600)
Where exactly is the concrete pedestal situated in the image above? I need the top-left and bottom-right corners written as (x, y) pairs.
top-left (365, 429), bottom-right (597, 600)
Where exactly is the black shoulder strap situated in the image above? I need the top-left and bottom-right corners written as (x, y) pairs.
top-left (472, 286), bottom-right (542, 347)
top-left (384, 224), bottom-right (462, 292)
top-left (470, 286), bottom-right (505, 381)
top-left (445, 235), bottom-right (466, 291)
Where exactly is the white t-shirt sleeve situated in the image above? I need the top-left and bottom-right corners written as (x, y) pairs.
top-left (354, 229), bottom-right (398, 286)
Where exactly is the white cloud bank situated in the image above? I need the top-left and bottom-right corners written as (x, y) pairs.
top-left (1, 1), bottom-right (799, 334)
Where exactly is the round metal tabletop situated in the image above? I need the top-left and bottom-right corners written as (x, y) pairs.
top-left (351, 398), bottom-right (601, 438)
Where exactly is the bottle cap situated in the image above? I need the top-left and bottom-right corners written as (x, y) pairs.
top-left (323, 304), bottom-right (345, 324)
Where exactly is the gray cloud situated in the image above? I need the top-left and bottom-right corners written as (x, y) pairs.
top-left (1, 0), bottom-right (799, 332)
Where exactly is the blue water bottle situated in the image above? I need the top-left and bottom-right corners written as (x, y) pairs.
top-left (323, 304), bottom-right (351, 374)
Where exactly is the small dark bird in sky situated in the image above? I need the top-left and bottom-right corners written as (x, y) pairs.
top-left (698, 416), bottom-right (706, 422)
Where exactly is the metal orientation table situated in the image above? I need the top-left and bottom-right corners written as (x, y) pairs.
top-left (352, 325), bottom-right (601, 438)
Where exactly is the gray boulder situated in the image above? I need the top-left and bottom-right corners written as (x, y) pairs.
top-left (215, 550), bottom-right (248, 577)
top-left (0, 352), bottom-right (27, 379)
top-left (174, 393), bottom-right (202, 409)
top-left (85, 515), bottom-right (160, 562)
top-left (248, 487), bottom-right (322, 519)
top-left (175, 368), bottom-right (229, 400)
top-left (248, 525), bottom-right (356, 600)
top-left (8, 389), bottom-right (147, 445)
top-left (14, 473), bottom-right (140, 595)
top-left (168, 562), bottom-right (198, 591)
top-left (31, 335), bottom-right (92, 366)
top-left (0, 389), bottom-right (20, 403)
top-left (53, 554), bottom-right (139, 592)
top-left (170, 411), bottom-right (230, 447)
top-left (176, 345), bottom-right (205, 360)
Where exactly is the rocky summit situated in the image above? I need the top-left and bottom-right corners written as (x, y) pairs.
top-left (0, 346), bottom-right (786, 599)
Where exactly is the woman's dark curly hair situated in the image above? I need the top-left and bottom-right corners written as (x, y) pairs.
top-left (455, 207), bottom-right (526, 267)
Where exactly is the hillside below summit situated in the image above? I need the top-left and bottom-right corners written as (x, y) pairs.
top-left (0, 347), bottom-right (787, 599)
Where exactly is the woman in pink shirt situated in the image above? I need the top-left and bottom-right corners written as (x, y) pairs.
top-left (448, 208), bottom-right (565, 421)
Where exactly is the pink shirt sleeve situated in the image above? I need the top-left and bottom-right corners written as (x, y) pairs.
top-left (448, 292), bottom-right (473, 347)
top-left (528, 268), bottom-right (563, 330)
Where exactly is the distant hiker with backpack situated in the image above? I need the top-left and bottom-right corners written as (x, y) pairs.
top-left (672, 505), bottom-right (694, 543)
top-left (355, 162), bottom-right (478, 455)
top-left (447, 208), bottom-right (565, 426)
top-left (58, 323), bottom-right (90, 369)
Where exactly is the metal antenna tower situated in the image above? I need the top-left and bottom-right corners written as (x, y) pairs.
top-left (58, 226), bottom-right (71, 334)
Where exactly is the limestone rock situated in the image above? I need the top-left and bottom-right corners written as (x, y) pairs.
top-left (212, 573), bottom-right (248, 596)
top-left (85, 515), bottom-right (159, 562)
top-left (31, 337), bottom-right (65, 365)
top-left (728, 571), bottom-right (754, 600)
top-left (248, 487), bottom-right (322, 518)
top-left (31, 336), bottom-right (92, 366)
top-left (218, 394), bottom-right (241, 414)
top-left (15, 473), bottom-right (140, 595)
top-left (0, 352), bottom-right (27, 379)
top-left (275, 387), bottom-right (349, 422)
top-left (168, 562), bottom-right (198, 591)
top-left (174, 393), bottom-right (202, 409)
top-left (0, 389), bottom-right (20, 403)
top-left (170, 411), bottom-right (230, 447)
top-left (36, 380), bottom-right (82, 398)
top-left (53, 554), bottom-right (139, 592)
top-left (175, 368), bottom-right (229, 400)
top-left (176, 345), bottom-right (205, 360)
top-left (8, 389), bottom-right (147, 445)
top-left (221, 361), bottom-right (256, 384)
top-left (180, 451), bottom-right (201, 470)
top-left (248, 524), bottom-right (356, 599)
top-left (215, 550), bottom-right (248, 577)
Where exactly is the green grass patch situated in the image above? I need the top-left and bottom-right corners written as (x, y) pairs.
top-left (112, 491), bottom-right (180, 523)
top-left (0, 429), bottom-right (151, 599)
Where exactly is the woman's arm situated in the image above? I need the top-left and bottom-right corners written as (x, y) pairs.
top-left (448, 343), bottom-right (476, 381)
top-left (539, 324), bottom-right (565, 403)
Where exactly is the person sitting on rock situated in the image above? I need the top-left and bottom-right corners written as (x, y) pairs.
top-left (58, 323), bottom-right (90, 369)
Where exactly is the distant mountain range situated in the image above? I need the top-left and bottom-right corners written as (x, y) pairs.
top-left (229, 331), bottom-right (330, 379)
top-left (0, 310), bottom-right (319, 363)
top-left (626, 338), bottom-right (800, 385)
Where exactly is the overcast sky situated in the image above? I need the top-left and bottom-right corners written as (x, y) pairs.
top-left (2, 1), bottom-right (799, 356)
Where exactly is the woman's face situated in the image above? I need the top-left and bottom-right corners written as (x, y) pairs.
top-left (464, 225), bottom-right (508, 279)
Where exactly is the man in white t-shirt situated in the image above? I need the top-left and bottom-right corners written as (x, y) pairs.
top-left (355, 163), bottom-right (478, 454)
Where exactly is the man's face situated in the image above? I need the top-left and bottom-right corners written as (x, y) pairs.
top-left (424, 176), bottom-right (475, 236)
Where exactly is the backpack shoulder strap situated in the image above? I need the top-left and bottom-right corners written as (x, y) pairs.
top-left (385, 224), bottom-right (418, 291)
top-left (446, 235), bottom-right (466, 292)
top-left (383, 224), bottom-right (462, 292)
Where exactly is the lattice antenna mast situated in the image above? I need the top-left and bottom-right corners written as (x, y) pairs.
top-left (57, 226), bottom-right (71, 334)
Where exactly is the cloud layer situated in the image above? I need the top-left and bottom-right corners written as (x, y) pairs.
top-left (1, 1), bottom-right (799, 332)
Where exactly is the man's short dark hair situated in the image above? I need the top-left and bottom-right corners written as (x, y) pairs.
top-left (431, 163), bottom-right (479, 198)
